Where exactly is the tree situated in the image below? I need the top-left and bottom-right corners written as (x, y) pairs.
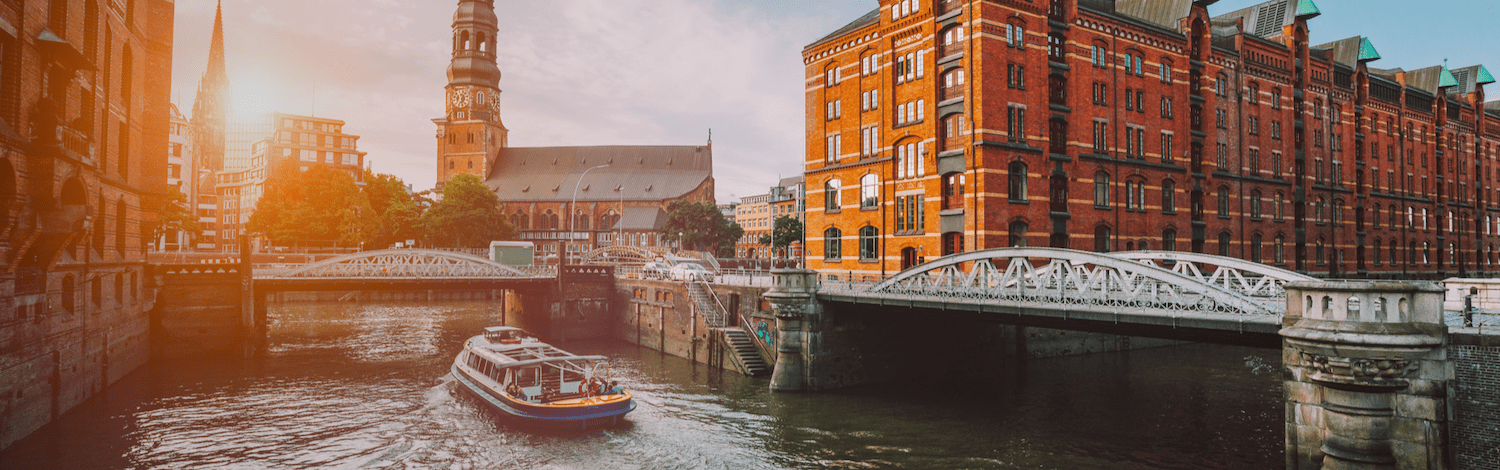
top-left (769, 215), bottom-right (803, 256)
top-left (149, 187), bottom-right (200, 248)
top-left (420, 173), bottom-right (516, 248)
top-left (247, 161), bottom-right (365, 247)
top-left (660, 200), bottom-right (742, 257)
top-left (363, 171), bottom-right (423, 248)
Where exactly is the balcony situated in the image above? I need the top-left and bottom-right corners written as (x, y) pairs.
top-left (58, 125), bottom-right (96, 167)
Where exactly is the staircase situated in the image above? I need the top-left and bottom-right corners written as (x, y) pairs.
top-left (687, 282), bottom-right (727, 327)
top-left (719, 328), bottom-right (769, 376)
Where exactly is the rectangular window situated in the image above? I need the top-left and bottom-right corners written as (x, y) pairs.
top-left (1161, 97), bottom-right (1172, 118)
top-left (1161, 133), bottom-right (1173, 164)
top-left (826, 136), bottom-right (837, 162)
top-left (1008, 106), bottom-right (1026, 143)
top-left (1125, 88), bottom-right (1133, 110)
top-left (1093, 121), bottom-right (1107, 153)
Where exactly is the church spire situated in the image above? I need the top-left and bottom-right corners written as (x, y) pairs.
top-left (192, 0), bottom-right (231, 171)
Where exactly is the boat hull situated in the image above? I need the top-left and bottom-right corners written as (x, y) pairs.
top-left (450, 363), bottom-right (636, 430)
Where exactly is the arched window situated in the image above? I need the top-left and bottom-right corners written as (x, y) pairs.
top-left (1216, 186), bottom-right (1229, 218)
top-left (1250, 233), bottom-right (1263, 263)
top-left (575, 210), bottom-right (590, 231)
top-left (62, 274), bottom-right (76, 314)
top-left (512, 211), bottom-right (529, 230)
top-left (1316, 238), bottom-right (1326, 264)
top-left (1162, 179), bottom-right (1175, 213)
top-left (1218, 231), bottom-right (1231, 257)
top-left (1094, 225), bottom-right (1112, 252)
top-left (943, 232), bottom-right (964, 256)
top-left (0, 159), bottom-right (13, 234)
top-left (115, 199), bottom-right (128, 253)
top-left (860, 174), bottom-right (879, 209)
top-left (1008, 161), bottom-right (1027, 201)
top-left (477, 32), bottom-right (488, 53)
top-left (1009, 221), bottom-right (1028, 247)
top-left (824, 228), bottom-right (842, 260)
top-left (858, 226), bottom-right (879, 261)
top-left (1389, 204), bottom-right (1398, 229)
top-left (900, 247), bottom-right (919, 270)
top-left (1315, 196), bottom-right (1326, 223)
top-left (1374, 239), bottom-right (1383, 265)
top-left (824, 179), bottom-right (841, 211)
top-left (1275, 234), bottom-right (1286, 264)
top-left (477, 92), bottom-right (485, 105)
top-left (1093, 172), bottom-right (1110, 207)
top-left (1373, 206), bottom-right (1381, 229)
top-left (461, 31), bottom-right (471, 50)
top-left (1162, 228), bottom-right (1177, 252)
top-left (943, 173), bottom-right (965, 211)
top-left (121, 45), bottom-right (133, 109)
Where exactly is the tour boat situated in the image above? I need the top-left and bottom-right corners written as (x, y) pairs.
top-left (450, 326), bottom-right (635, 429)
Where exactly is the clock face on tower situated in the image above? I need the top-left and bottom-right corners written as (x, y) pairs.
top-left (451, 89), bottom-right (472, 108)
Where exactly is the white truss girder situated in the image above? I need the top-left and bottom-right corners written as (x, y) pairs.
top-left (861, 248), bottom-right (1280, 317)
top-left (580, 245), bottom-right (656, 266)
top-left (272, 249), bottom-right (538, 279)
top-left (1115, 250), bottom-right (1316, 301)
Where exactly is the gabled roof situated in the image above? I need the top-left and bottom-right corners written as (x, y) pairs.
top-left (485, 145), bottom-right (713, 203)
top-left (1404, 65), bottom-right (1448, 94)
top-left (1319, 36), bottom-right (1381, 68)
top-left (806, 8), bottom-right (879, 51)
top-left (1447, 64), bottom-right (1493, 95)
top-left (1213, 0), bottom-right (1317, 39)
top-left (1112, 0), bottom-right (1193, 30)
top-left (611, 206), bottom-right (667, 231)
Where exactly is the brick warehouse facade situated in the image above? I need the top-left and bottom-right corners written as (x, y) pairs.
top-left (804, 0), bottom-right (1500, 280)
top-left (0, 0), bottom-right (174, 450)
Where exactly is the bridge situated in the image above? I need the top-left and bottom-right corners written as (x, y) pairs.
top-left (761, 247), bottom-right (1500, 469)
top-left (815, 247), bottom-right (1314, 348)
top-left (253, 248), bottom-right (556, 292)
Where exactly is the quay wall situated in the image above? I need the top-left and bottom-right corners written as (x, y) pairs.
top-left (0, 261), bottom-right (152, 452)
top-left (1449, 332), bottom-right (1500, 470)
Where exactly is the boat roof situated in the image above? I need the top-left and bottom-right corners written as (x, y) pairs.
top-left (484, 326), bottom-right (530, 333)
top-left (468, 336), bottom-right (607, 372)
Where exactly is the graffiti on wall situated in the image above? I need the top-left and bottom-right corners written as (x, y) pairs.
top-left (754, 319), bottom-right (775, 348)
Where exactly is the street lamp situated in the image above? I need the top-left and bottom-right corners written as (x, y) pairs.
top-left (566, 164), bottom-right (610, 265)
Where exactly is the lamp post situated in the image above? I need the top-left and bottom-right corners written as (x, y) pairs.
top-left (566, 164), bottom-right (610, 265)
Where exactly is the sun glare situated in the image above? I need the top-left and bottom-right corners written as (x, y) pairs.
top-left (230, 74), bottom-right (283, 119)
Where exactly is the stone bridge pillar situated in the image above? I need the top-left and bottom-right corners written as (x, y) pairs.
top-left (765, 269), bottom-right (821, 392)
top-left (1282, 281), bottom-right (1450, 469)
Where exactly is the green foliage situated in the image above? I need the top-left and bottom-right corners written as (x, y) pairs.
top-left (150, 187), bottom-right (200, 246)
top-left (660, 200), bottom-right (742, 257)
top-left (420, 173), bottom-right (516, 248)
top-left (770, 216), bottom-right (803, 251)
top-left (246, 161), bottom-right (365, 247)
top-left (363, 171), bottom-right (423, 248)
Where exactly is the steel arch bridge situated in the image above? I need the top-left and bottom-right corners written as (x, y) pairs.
top-left (260, 249), bottom-right (547, 280)
top-left (579, 245), bottom-right (658, 266)
top-left (818, 248), bottom-right (1293, 345)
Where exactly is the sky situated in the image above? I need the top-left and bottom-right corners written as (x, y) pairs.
top-left (171, 0), bottom-right (1500, 203)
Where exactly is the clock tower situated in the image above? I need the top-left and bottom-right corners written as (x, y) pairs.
top-left (435, 0), bottom-right (509, 188)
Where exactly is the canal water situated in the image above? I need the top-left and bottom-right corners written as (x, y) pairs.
top-left (0, 301), bottom-right (1283, 469)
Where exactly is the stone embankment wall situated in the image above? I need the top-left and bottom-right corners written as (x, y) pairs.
top-left (150, 264), bottom-right (249, 354)
top-left (1449, 332), bottom-right (1500, 470)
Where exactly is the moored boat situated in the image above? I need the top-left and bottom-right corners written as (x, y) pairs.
top-left (450, 326), bottom-right (636, 430)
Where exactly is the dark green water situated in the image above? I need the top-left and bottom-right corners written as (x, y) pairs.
top-left (0, 301), bottom-right (1283, 469)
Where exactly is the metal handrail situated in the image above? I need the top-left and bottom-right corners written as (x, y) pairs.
top-left (694, 280), bottom-right (731, 327)
top-left (739, 313), bottom-right (775, 356)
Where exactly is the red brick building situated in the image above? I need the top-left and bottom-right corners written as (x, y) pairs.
top-left (804, 0), bottom-right (1500, 280)
top-left (0, 0), bottom-right (174, 449)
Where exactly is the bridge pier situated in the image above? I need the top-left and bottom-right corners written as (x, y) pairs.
top-left (1281, 281), bottom-right (1450, 470)
top-left (765, 269), bottom-right (819, 392)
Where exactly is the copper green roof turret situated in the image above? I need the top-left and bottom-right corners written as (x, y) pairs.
top-left (1477, 65), bottom-right (1497, 86)
top-left (1440, 60), bottom-right (1459, 89)
top-left (1358, 37), bottom-right (1381, 62)
top-left (1295, 0), bottom-right (1322, 19)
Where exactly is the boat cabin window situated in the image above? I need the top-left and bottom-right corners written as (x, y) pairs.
top-left (484, 329), bottom-right (528, 344)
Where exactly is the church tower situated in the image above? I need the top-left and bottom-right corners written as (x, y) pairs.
top-left (435, 0), bottom-right (508, 188)
top-left (192, 1), bottom-right (231, 172)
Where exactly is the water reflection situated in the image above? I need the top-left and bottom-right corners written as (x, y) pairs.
top-left (0, 301), bottom-right (1282, 469)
